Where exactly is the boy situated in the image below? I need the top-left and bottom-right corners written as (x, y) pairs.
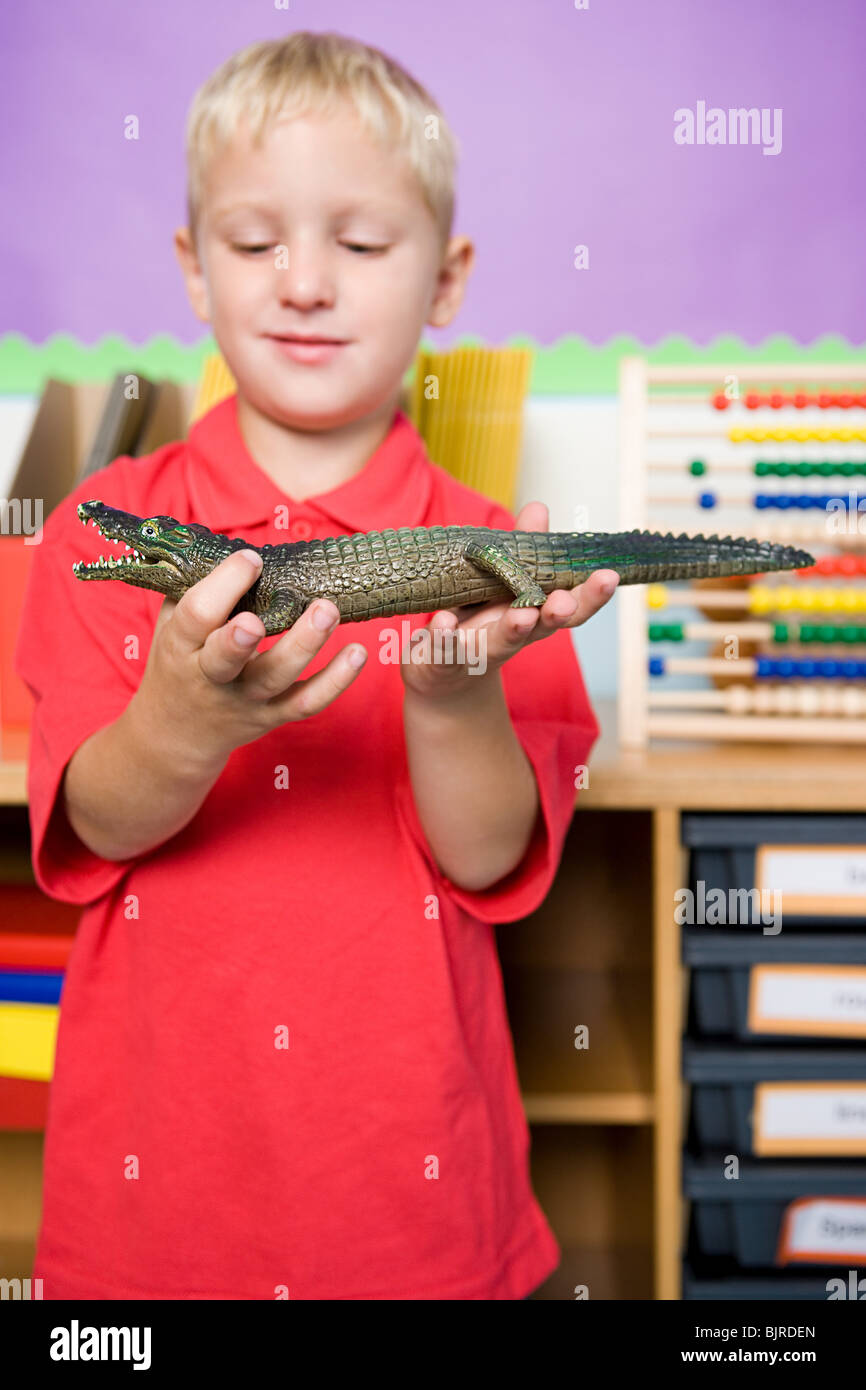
top-left (15, 31), bottom-right (616, 1299)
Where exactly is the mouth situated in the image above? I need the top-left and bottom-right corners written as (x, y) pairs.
top-left (72, 503), bottom-right (175, 577)
top-left (265, 333), bottom-right (349, 345)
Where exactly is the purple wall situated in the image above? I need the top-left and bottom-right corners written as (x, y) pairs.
top-left (1, 0), bottom-right (863, 345)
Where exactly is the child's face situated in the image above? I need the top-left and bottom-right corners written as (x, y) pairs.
top-left (175, 104), bottom-right (473, 430)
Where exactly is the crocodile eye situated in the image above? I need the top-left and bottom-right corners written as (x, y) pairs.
top-left (140, 523), bottom-right (159, 539)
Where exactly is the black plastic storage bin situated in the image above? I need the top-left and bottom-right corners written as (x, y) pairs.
top-left (684, 1042), bottom-right (866, 1155)
top-left (681, 812), bottom-right (866, 930)
top-left (684, 930), bottom-right (866, 1040)
top-left (682, 1261), bottom-right (857, 1300)
top-left (685, 1154), bottom-right (866, 1269)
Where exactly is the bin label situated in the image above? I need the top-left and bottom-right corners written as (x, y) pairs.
top-left (778, 1197), bottom-right (866, 1264)
top-left (748, 965), bottom-right (866, 1038)
top-left (755, 844), bottom-right (866, 917)
top-left (754, 1082), bottom-right (866, 1155)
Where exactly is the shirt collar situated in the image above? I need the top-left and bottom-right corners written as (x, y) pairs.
top-left (185, 393), bottom-right (434, 534)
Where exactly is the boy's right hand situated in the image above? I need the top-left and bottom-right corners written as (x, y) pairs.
top-left (131, 548), bottom-right (367, 771)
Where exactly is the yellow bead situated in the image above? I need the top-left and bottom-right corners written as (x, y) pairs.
top-left (729, 428), bottom-right (746, 443)
top-left (647, 584), bottom-right (667, 609)
top-left (749, 586), bottom-right (771, 612)
top-left (793, 428), bottom-right (810, 443)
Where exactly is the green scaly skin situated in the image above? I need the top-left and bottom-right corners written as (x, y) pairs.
top-left (73, 499), bottom-right (816, 637)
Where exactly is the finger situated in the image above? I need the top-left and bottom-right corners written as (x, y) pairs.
top-left (534, 570), bottom-right (619, 633)
top-left (170, 549), bottom-right (264, 654)
top-left (238, 598), bottom-right (343, 700)
top-left (198, 611), bottom-right (268, 685)
top-left (267, 641), bottom-right (368, 721)
top-left (513, 500), bottom-right (549, 533)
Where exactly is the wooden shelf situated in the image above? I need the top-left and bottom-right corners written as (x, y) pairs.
top-left (583, 697), bottom-right (866, 811)
top-left (0, 762), bottom-right (26, 806)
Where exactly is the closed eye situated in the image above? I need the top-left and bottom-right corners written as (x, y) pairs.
top-left (232, 244), bottom-right (274, 255)
top-left (340, 243), bottom-right (389, 255)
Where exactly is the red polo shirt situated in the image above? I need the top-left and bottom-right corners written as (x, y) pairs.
top-left (15, 395), bottom-right (600, 1300)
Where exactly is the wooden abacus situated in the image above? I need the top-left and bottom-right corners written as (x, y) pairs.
top-left (618, 358), bottom-right (866, 745)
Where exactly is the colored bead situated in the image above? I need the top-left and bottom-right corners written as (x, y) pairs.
top-left (773, 623), bottom-right (788, 643)
top-left (698, 492), bottom-right (716, 508)
top-left (649, 656), bottom-right (665, 676)
top-left (689, 460), bottom-right (706, 475)
top-left (745, 392), bottom-right (761, 409)
top-left (711, 393), bottom-right (729, 410)
top-left (647, 585), bottom-right (667, 609)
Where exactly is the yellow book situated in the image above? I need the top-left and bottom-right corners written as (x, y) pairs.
top-left (0, 1002), bottom-right (58, 1081)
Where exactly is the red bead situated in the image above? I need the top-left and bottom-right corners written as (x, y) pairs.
top-left (857, 394), bottom-right (866, 409)
top-left (793, 392), bottom-right (808, 408)
top-left (769, 391), bottom-right (784, 408)
top-left (745, 391), bottom-right (761, 409)
top-left (816, 555), bottom-right (836, 575)
top-left (712, 392), bottom-right (729, 410)
top-left (818, 392), bottom-right (833, 408)
top-left (838, 393), bottom-right (854, 408)
top-left (840, 555), bottom-right (859, 576)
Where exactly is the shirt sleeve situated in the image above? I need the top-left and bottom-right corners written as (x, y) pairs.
top-left (397, 499), bottom-right (601, 925)
top-left (13, 473), bottom-right (156, 906)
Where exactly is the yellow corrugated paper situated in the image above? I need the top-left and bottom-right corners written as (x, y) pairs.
top-left (189, 354), bottom-right (237, 425)
top-left (408, 345), bottom-right (533, 509)
top-left (0, 1002), bottom-right (58, 1081)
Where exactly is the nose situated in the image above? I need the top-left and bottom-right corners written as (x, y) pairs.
top-left (274, 238), bottom-right (335, 310)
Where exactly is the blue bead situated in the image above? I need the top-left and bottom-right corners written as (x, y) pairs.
top-left (649, 656), bottom-right (665, 676)
top-left (756, 657), bottom-right (773, 677)
top-left (799, 660), bottom-right (816, 677)
top-left (755, 494), bottom-right (768, 509)
top-left (819, 660), bottom-right (838, 678)
top-left (842, 661), bottom-right (859, 678)
top-left (779, 659), bottom-right (795, 677)
top-left (698, 492), bottom-right (715, 509)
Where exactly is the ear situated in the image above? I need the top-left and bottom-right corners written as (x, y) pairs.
top-left (173, 226), bottom-right (210, 325)
top-left (427, 236), bottom-right (475, 329)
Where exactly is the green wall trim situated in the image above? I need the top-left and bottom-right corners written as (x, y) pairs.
top-left (2, 331), bottom-right (865, 397)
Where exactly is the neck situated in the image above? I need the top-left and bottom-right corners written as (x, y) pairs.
top-left (235, 391), bottom-right (403, 502)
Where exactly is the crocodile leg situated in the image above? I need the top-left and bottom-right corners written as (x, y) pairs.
top-left (462, 538), bottom-right (548, 608)
top-left (256, 586), bottom-right (309, 636)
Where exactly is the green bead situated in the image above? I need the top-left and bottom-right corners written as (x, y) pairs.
top-left (689, 460), bottom-right (706, 475)
top-left (842, 462), bottom-right (857, 476)
top-left (819, 461), bottom-right (834, 476)
top-left (799, 624), bottom-right (814, 642)
top-left (819, 625), bottom-right (837, 643)
top-left (794, 461), bottom-right (811, 476)
top-left (755, 461), bottom-right (769, 476)
top-left (842, 625), bottom-right (859, 643)
top-left (773, 623), bottom-right (788, 643)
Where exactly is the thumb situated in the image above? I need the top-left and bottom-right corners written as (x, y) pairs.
top-left (514, 500), bottom-right (549, 533)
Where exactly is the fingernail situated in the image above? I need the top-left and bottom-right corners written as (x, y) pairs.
top-left (347, 645), bottom-right (367, 668)
top-left (601, 578), bottom-right (619, 598)
top-left (234, 624), bottom-right (258, 647)
top-left (312, 602), bottom-right (338, 631)
top-left (239, 549), bottom-right (262, 568)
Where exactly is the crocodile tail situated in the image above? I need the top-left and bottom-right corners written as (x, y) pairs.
top-left (559, 529), bottom-right (816, 584)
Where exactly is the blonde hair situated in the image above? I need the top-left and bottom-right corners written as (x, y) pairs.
top-left (184, 31), bottom-right (459, 250)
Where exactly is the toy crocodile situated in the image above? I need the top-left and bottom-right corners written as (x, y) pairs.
top-left (72, 499), bottom-right (815, 636)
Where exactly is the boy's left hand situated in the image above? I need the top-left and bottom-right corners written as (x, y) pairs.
top-left (399, 501), bottom-right (619, 701)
